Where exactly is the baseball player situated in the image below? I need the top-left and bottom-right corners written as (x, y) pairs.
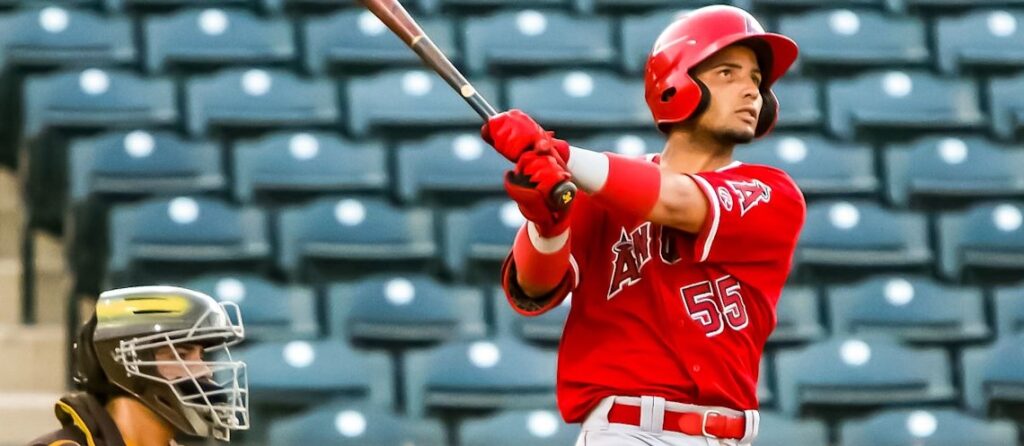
top-left (28, 286), bottom-right (248, 446)
top-left (481, 6), bottom-right (803, 446)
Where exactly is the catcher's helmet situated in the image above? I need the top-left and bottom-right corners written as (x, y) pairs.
top-left (644, 5), bottom-right (798, 136)
top-left (73, 286), bottom-right (248, 441)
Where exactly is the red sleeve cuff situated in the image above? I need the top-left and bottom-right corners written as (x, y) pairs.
top-left (500, 252), bottom-right (577, 317)
top-left (686, 173), bottom-right (721, 263)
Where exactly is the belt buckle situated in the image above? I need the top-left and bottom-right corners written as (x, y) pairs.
top-left (701, 410), bottom-right (723, 439)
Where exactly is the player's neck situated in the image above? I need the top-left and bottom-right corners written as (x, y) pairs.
top-left (106, 396), bottom-right (175, 446)
top-left (660, 128), bottom-right (735, 174)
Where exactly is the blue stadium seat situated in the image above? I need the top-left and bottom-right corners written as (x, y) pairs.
top-left (302, 9), bottom-right (457, 74)
top-left (404, 336), bottom-right (557, 416)
top-left (994, 283), bottom-right (1024, 336)
top-left (935, 10), bottom-right (1024, 74)
top-left (779, 9), bottom-right (928, 68)
top-left (459, 409), bottom-right (580, 446)
top-left (394, 132), bottom-right (507, 205)
top-left (119, 0), bottom-right (274, 11)
top-left (443, 199), bottom-right (522, 280)
top-left (826, 70), bottom-right (984, 140)
top-left (775, 336), bottom-right (955, 415)
top-left (905, 0), bottom-right (1024, 10)
top-left (346, 69), bottom-right (498, 137)
top-left (937, 201), bottom-right (1024, 281)
top-left (767, 286), bottom-right (826, 345)
top-left (325, 274), bottom-right (486, 346)
top-left (575, 132), bottom-right (665, 157)
top-left (142, 8), bottom-right (295, 73)
top-left (592, 0), bottom-right (716, 12)
top-left (23, 68), bottom-right (176, 139)
top-left (827, 275), bottom-right (989, 344)
top-left (756, 411), bottom-right (828, 446)
top-left (439, 0), bottom-right (574, 11)
top-left (758, 357), bottom-right (773, 406)
top-left (840, 408), bottom-right (1018, 446)
top-left (748, 0), bottom-right (889, 9)
top-left (506, 70), bottom-right (648, 129)
top-left (738, 132), bottom-right (879, 197)
top-left (493, 286), bottom-right (569, 345)
top-left (184, 274), bottom-right (319, 340)
top-left (276, 197), bottom-right (437, 282)
top-left (106, 196), bottom-right (270, 285)
top-left (184, 67), bottom-right (338, 137)
top-left (620, 9), bottom-right (693, 74)
top-left (233, 131), bottom-right (388, 204)
top-left (989, 72), bottom-right (1024, 140)
top-left (239, 340), bottom-right (393, 407)
top-left (463, 10), bottom-right (615, 74)
top-left (885, 136), bottom-right (1024, 207)
top-left (0, 6), bottom-right (134, 69)
top-left (269, 402), bottom-right (447, 446)
top-left (798, 201), bottom-right (932, 273)
top-left (962, 332), bottom-right (1024, 416)
top-left (771, 78), bottom-right (822, 129)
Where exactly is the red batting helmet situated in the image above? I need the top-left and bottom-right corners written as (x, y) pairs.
top-left (644, 5), bottom-right (799, 136)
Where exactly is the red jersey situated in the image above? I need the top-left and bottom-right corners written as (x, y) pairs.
top-left (501, 157), bottom-right (806, 423)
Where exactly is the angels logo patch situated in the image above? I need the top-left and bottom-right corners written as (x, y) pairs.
top-left (726, 179), bottom-right (772, 216)
top-left (717, 187), bottom-right (734, 212)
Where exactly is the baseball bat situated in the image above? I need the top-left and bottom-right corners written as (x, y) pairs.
top-left (356, 0), bottom-right (576, 211)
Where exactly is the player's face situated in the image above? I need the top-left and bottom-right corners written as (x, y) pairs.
top-left (155, 343), bottom-right (211, 380)
top-left (690, 45), bottom-right (764, 145)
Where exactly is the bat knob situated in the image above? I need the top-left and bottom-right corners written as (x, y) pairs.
top-left (548, 181), bottom-right (577, 211)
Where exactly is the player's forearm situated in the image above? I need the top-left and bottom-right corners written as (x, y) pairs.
top-left (512, 222), bottom-right (571, 298)
top-left (567, 147), bottom-right (706, 233)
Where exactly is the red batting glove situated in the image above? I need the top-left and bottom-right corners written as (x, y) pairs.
top-left (504, 144), bottom-right (573, 238)
top-left (481, 109), bottom-right (570, 163)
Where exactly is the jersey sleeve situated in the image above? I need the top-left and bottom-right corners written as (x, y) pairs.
top-left (685, 165), bottom-right (806, 265)
top-left (500, 191), bottom-right (600, 316)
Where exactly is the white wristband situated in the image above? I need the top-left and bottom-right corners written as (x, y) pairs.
top-left (567, 146), bottom-right (609, 194)
top-left (526, 222), bottom-right (569, 254)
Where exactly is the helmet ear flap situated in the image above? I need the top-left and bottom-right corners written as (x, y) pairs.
top-left (73, 313), bottom-right (113, 398)
top-left (756, 88), bottom-right (779, 137)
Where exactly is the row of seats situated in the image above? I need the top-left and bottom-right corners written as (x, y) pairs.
top-left (16, 65), bottom-right (1024, 142)
top-left (103, 196), bottom-right (1024, 285)
top-left (4, 7), bottom-right (1024, 75)
top-left (66, 129), bottom-right (1024, 208)
top-left (178, 271), bottom-right (1024, 348)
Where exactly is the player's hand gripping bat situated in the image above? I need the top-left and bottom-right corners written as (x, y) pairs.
top-left (356, 0), bottom-right (576, 211)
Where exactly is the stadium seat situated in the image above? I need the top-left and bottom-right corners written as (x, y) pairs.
top-left (748, 0), bottom-right (889, 9)
top-left (937, 201), bottom-right (1024, 281)
top-left (775, 335), bottom-right (955, 415)
top-left (771, 78), bottom-right (822, 129)
top-left (962, 332), bottom-right (1024, 415)
top-left (142, 8), bottom-right (295, 73)
top-left (756, 411), bottom-right (828, 446)
top-left (404, 336), bottom-right (557, 416)
top-left (493, 286), bottom-right (569, 346)
top-left (797, 200), bottom-right (932, 273)
top-left (302, 9), bottom-right (457, 74)
top-left (619, 9), bottom-right (690, 74)
top-left (184, 67), bottom-right (338, 137)
top-left (935, 10), bottom-right (1024, 74)
top-left (443, 199), bottom-right (522, 280)
top-left (885, 136), bottom-right (1024, 207)
top-left (269, 402), bottom-right (447, 446)
top-left (119, 0), bottom-right (275, 12)
top-left (738, 132), bottom-right (879, 197)
top-left (439, 0), bottom-right (574, 12)
top-left (826, 70), bottom-right (984, 140)
top-left (239, 340), bottom-right (393, 407)
top-left (0, 6), bottom-right (134, 69)
top-left (462, 10), bottom-right (615, 74)
top-left (826, 275), bottom-right (989, 344)
top-left (106, 196), bottom-right (270, 285)
top-left (346, 69), bottom-right (498, 137)
top-left (758, 357), bottom-right (773, 406)
top-left (184, 274), bottom-right (319, 340)
top-left (904, 0), bottom-right (1024, 10)
top-left (767, 286), bottom-right (826, 345)
top-left (459, 409), bottom-right (580, 446)
top-left (839, 408), bottom-right (1019, 446)
top-left (325, 274), bottom-right (486, 346)
top-left (233, 131), bottom-right (388, 204)
top-left (778, 9), bottom-right (928, 68)
top-left (276, 197), bottom-right (437, 283)
top-left (574, 132), bottom-right (665, 156)
top-left (505, 70), bottom-right (648, 130)
top-left (993, 282), bottom-right (1024, 336)
top-left (989, 72), bottom-right (1024, 140)
top-left (394, 132), bottom-right (506, 205)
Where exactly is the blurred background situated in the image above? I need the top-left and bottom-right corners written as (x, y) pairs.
top-left (0, 0), bottom-right (1023, 444)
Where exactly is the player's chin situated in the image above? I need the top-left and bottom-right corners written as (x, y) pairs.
top-left (721, 125), bottom-right (756, 145)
